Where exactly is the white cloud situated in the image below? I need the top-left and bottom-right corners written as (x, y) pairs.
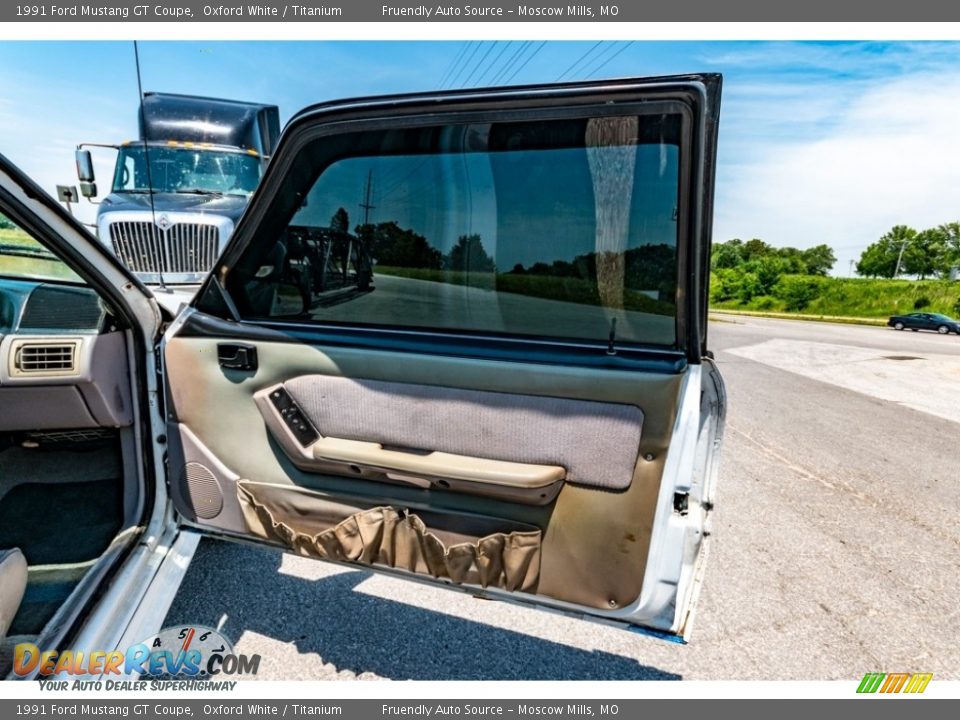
top-left (714, 70), bottom-right (960, 274)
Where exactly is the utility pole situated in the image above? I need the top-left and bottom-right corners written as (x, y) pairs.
top-left (359, 169), bottom-right (376, 226)
top-left (894, 239), bottom-right (910, 277)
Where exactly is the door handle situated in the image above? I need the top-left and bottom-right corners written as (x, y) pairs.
top-left (217, 343), bottom-right (258, 371)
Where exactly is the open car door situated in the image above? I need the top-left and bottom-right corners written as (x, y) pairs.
top-left (162, 74), bottom-right (725, 641)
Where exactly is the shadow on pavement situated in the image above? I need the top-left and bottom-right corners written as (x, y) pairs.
top-left (165, 538), bottom-right (680, 681)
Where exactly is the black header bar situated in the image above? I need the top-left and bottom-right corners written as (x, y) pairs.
top-left (4, 1), bottom-right (958, 22)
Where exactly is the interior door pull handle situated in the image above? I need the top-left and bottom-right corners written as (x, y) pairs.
top-left (218, 343), bottom-right (258, 371)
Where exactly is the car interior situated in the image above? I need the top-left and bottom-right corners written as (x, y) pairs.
top-left (0, 218), bottom-right (141, 673)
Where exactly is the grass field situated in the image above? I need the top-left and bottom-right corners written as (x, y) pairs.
top-left (0, 226), bottom-right (37, 248)
top-left (712, 275), bottom-right (960, 320)
top-left (374, 265), bottom-right (676, 316)
top-left (376, 265), bottom-right (960, 324)
top-left (0, 226), bottom-right (81, 282)
top-left (709, 309), bottom-right (889, 326)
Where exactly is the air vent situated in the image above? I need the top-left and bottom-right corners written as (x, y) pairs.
top-left (9, 339), bottom-right (80, 377)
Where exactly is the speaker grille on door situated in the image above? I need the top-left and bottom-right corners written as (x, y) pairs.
top-left (180, 462), bottom-right (223, 519)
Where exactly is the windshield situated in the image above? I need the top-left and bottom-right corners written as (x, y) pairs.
top-left (112, 145), bottom-right (262, 196)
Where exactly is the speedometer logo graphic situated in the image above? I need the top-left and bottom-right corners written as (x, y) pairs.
top-left (137, 625), bottom-right (234, 678)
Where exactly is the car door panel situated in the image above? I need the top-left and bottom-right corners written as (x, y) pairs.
top-left (236, 481), bottom-right (544, 593)
top-left (163, 75), bottom-right (723, 638)
top-left (256, 373), bottom-right (645, 496)
top-left (164, 329), bottom-right (683, 612)
top-left (253, 382), bottom-right (569, 506)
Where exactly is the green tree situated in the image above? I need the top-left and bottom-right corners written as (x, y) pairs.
top-left (856, 225), bottom-right (916, 278)
top-left (935, 222), bottom-right (960, 278)
top-left (773, 275), bottom-right (825, 311)
top-left (709, 268), bottom-right (743, 303)
top-left (445, 234), bottom-right (496, 273)
top-left (903, 228), bottom-right (947, 280)
top-left (743, 255), bottom-right (788, 297)
top-left (775, 246), bottom-right (807, 274)
top-left (800, 244), bottom-right (837, 276)
top-left (358, 221), bottom-right (442, 269)
top-left (0, 212), bottom-right (15, 230)
top-left (329, 207), bottom-right (349, 234)
top-left (711, 239), bottom-right (745, 270)
top-left (742, 238), bottom-right (773, 262)
top-left (736, 271), bottom-right (762, 303)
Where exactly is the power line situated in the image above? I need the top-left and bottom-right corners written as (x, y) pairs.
top-left (376, 41), bottom-right (494, 208)
top-left (376, 44), bottom-right (470, 195)
top-left (377, 159), bottom-right (429, 203)
top-left (460, 41), bottom-right (498, 88)
top-left (503, 41), bottom-right (547, 84)
top-left (585, 41), bottom-right (635, 77)
top-left (574, 42), bottom-right (622, 77)
top-left (448, 41), bottom-right (483, 88)
top-left (438, 42), bottom-right (472, 89)
top-left (489, 41), bottom-right (530, 85)
top-left (556, 41), bottom-right (603, 82)
top-left (475, 41), bottom-right (512, 87)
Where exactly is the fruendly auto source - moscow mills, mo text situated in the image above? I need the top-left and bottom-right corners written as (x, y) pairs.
top-left (381, 5), bottom-right (616, 17)
top-left (14, 3), bottom-right (618, 18)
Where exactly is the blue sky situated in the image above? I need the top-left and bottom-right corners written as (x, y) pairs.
top-left (2, 40), bottom-right (960, 275)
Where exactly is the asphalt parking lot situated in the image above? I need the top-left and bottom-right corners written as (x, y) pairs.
top-left (165, 315), bottom-right (960, 680)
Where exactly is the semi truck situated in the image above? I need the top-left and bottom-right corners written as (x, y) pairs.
top-left (74, 92), bottom-right (281, 312)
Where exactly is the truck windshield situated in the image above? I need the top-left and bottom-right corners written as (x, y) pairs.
top-left (112, 145), bottom-right (262, 196)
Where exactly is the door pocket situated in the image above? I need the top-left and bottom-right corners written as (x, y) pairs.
top-left (237, 480), bottom-right (541, 592)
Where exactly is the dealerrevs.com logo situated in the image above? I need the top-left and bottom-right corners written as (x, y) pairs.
top-left (857, 673), bottom-right (933, 694)
top-left (14, 625), bottom-right (260, 689)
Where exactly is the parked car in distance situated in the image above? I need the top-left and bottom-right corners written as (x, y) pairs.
top-left (887, 312), bottom-right (960, 335)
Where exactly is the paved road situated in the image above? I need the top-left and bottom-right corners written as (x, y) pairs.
top-left (306, 273), bottom-right (675, 345)
top-left (166, 314), bottom-right (960, 680)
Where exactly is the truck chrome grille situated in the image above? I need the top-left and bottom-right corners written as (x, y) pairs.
top-left (108, 221), bottom-right (220, 275)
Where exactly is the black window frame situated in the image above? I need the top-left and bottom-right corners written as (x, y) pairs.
top-left (194, 77), bottom-right (720, 369)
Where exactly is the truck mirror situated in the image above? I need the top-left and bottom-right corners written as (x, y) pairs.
top-left (79, 181), bottom-right (98, 199)
top-left (75, 149), bottom-right (96, 182)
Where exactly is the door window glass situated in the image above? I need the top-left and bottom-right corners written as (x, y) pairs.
top-left (233, 113), bottom-right (683, 347)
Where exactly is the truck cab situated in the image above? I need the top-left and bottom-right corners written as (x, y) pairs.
top-left (75, 93), bottom-right (279, 313)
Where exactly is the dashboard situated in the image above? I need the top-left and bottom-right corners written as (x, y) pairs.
top-left (0, 279), bottom-right (132, 431)
top-left (0, 279), bottom-right (108, 334)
